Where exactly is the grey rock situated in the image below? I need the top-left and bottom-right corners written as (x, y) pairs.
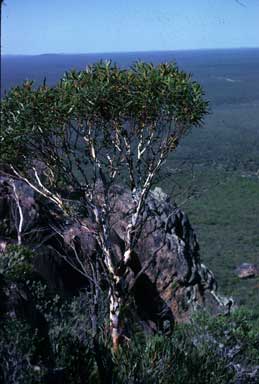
top-left (100, 184), bottom-right (232, 323)
top-left (235, 263), bottom-right (259, 279)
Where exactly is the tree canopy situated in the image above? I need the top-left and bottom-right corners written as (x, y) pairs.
top-left (1, 61), bottom-right (207, 171)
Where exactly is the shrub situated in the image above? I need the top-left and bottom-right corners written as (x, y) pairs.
top-left (113, 330), bottom-right (234, 384)
top-left (0, 244), bottom-right (33, 281)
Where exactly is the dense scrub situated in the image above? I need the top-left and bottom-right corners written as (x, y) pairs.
top-left (1, 246), bottom-right (259, 383)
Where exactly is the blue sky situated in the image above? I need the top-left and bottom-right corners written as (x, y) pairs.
top-left (2, 0), bottom-right (259, 55)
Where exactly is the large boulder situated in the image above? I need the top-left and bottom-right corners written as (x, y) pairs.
top-left (105, 185), bottom-right (231, 323)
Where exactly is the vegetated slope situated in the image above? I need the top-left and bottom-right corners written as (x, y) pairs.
top-left (179, 171), bottom-right (259, 308)
top-left (168, 100), bottom-right (259, 309)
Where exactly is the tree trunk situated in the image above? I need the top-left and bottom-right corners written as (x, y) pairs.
top-left (109, 289), bottom-right (122, 352)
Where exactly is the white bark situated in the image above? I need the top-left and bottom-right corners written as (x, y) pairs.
top-left (11, 181), bottom-right (23, 246)
top-left (11, 167), bottom-right (63, 210)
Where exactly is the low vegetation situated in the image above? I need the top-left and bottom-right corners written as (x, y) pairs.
top-left (1, 246), bottom-right (259, 383)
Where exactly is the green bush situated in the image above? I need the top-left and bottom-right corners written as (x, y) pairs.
top-left (0, 245), bottom-right (33, 281)
top-left (192, 308), bottom-right (259, 367)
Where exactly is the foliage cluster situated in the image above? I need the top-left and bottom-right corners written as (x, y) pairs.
top-left (0, 244), bottom-right (33, 281)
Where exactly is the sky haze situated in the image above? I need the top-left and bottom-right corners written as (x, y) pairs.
top-left (2, 0), bottom-right (259, 55)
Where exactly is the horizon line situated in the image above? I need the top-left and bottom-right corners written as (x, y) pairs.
top-left (3, 46), bottom-right (259, 57)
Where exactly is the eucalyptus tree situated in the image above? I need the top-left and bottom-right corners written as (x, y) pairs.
top-left (0, 61), bottom-right (208, 350)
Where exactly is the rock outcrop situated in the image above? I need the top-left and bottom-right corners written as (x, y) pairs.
top-left (107, 185), bottom-right (232, 324)
top-left (0, 176), bottom-right (231, 326)
top-left (235, 263), bottom-right (259, 279)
